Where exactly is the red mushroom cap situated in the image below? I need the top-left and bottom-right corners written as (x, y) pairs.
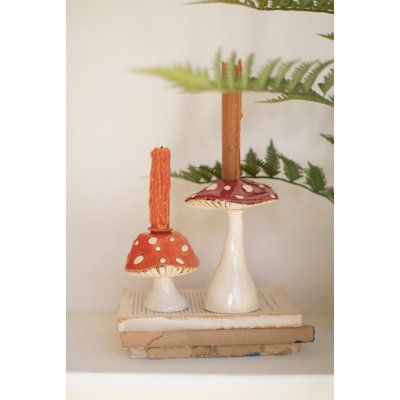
top-left (185, 178), bottom-right (278, 209)
top-left (125, 231), bottom-right (199, 275)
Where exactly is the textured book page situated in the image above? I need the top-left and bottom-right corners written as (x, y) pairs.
top-left (118, 286), bottom-right (300, 319)
top-left (118, 286), bottom-right (302, 331)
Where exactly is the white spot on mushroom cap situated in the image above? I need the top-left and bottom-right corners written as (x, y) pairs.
top-left (242, 184), bottom-right (254, 193)
top-left (258, 184), bottom-right (265, 188)
top-left (224, 185), bottom-right (231, 190)
top-left (155, 246), bottom-right (161, 251)
top-left (169, 237), bottom-right (175, 242)
top-left (175, 258), bottom-right (184, 265)
top-left (148, 237), bottom-right (158, 245)
top-left (205, 183), bottom-right (218, 191)
top-left (133, 255), bottom-right (144, 265)
top-left (134, 241), bottom-right (139, 245)
top-left (234, 195), bottom-right (245, 199)
top-left (160, 257), bottom-right (166, 263)
top-left (181, 245), bottom-right (189, 252)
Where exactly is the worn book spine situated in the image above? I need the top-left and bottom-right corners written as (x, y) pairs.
top-left (121, 325), bottom-right (314, 348)
top-left (130, 343), bottom-right (300, 359)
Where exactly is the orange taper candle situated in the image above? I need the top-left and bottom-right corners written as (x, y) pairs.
top-left (149, 147), bottom-right (171, 232)
top-left (222, 60), bottom-right (242, 181)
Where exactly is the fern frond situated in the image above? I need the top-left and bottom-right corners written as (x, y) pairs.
top-left (261, 92), bottom-right (333, 106)
top-left (302, 60), bottom-right (333, 92)
top-left (213, 161), bottom-right (222, 179)
top-left (140, 52), bottom-right (334, 106)
top-left (196, 165), bottom-right (216, 181)
top-left (140, 65), bottom-right (211, 92)
top-left (226, 52), bottom-right (237, 90)
top-left (245, 147), bottom-right (260, 165)
top-left (271, 60), bottom-right (297, 90)
top-left (242, 54), bottom-right (254, 89)
top-left (189, 0), bottom-right (334, 14)
top-left (320, 133), bottom-right (334, 144)
top-left (242, 148), bottom-right (262, 176)
top-left (318, 68), bottom-right (334, 95)
top-left (318, 32), bottom-right (334, 40)
top-left (322, 186), bottom-right (334, 201)
top-left (172, 143), bottom-right (333, 203)
top-left (256, 58), bottom-right (280, 90)
top-left (213, 49), bottom-right (223, 89)
top-left (263, 140), bottom-right (280, 177)
top-left (286, 61), bottom-right (316, 92)
top-left (278, 154), bottom-right (303, 181)
top-left (241, 162), bottom-right (261, 177)
top-left (172, 166), bottom-right (203, 183)
top-left (304, 162), bottom-right (326, 192)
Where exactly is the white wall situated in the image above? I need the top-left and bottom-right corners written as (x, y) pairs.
top-left (67, 0), bottom-right (333, 314)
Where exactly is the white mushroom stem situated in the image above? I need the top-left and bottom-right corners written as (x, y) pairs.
top-left (145, 276), bottom-right (188, 312)
top-left (204, 209), bottom-right (260, 313)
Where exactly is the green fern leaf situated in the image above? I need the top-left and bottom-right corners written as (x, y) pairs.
top-left (261, 91), bottom-right (333, 106)
top-left (279, 155), bottom-right (302, 181)
top-left (140, 65), bottom-right (212, 92)
top-left (318, 68), bottom-right (334, 95)
top-left (173, 167), bottom-right (202, 183)
top-left (188, 165), bottom-right (207, 182)
top-left (320, 133), bottom-right (334, 144)
top-left (212, 161), bottom-right (222, 179)
top-left (196, 165), bottom-right (216, 181)
top-left (286, 61), bottom-right (316, 92)
top-left (302, 60), bottom-right (333, 92)
top-left (226, 52), bottom-right (237, 90)
top-left (213, 49), bottom-right (223, 89)
top-left (189, 0), bottom-right (334, 14)
top-left (241, 162), bottom-right (259, 177)
top-left (172, 145), bottom-right (333, 204)
top-left (321, 186), bottom-right (334, 201)
top-left (141, 53), bottom-right (334, 105)
top-left (256, 59), bottom-right (280, 90)
top-left (263, 140), bottom-right (280, 177)
top-left (242, 148), bottom-right (261, 176)
top-left (318, 32), bottom-right (334, 40)
top-left (271, 60), bottom-right (297, 90)
top-left (245, 147), bottom-right (259, 164)
top-left (304, 162), bottom-right (326, 192)
top-left (242, 54), bottom-right (254, 89)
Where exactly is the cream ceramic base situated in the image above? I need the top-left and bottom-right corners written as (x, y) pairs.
top-left (145, 276), bottom-right (188, 312)
top-left (204, 209), bottom-right (260, 314)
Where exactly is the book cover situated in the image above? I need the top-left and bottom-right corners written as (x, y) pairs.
top-left (129, 343), bottom-right (301, 359)
top-left (121, 325), bottom-right (314, 348)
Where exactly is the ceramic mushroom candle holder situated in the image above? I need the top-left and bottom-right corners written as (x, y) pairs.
top-left (125, 147), bottom-right (199, 312)
top-left (186, 61), bottom-right (278, 314)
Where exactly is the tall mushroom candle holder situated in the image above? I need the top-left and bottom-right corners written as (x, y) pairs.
top-left (125, 147), bottom-right (199, 312)
top-left (186, 61), bottom-right (278, 314)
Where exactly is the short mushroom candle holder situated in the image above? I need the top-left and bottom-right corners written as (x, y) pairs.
top-left (125, 147), bottom-right (199, 312)
top-left (186, 60), bottom-right (278, 314)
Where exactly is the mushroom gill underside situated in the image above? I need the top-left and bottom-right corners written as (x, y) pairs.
top-left (127, 265), bottom-right (195, 277)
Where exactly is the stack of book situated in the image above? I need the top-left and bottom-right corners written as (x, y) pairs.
top-left (118, 286), bottom-right (314, 359)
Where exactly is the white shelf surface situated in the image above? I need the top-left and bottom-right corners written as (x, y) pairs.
top-left (67, 313), bottom-right (333, 400)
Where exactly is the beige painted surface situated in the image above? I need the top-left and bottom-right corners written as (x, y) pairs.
top-left (67, 0), bottom-right (333, 313)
